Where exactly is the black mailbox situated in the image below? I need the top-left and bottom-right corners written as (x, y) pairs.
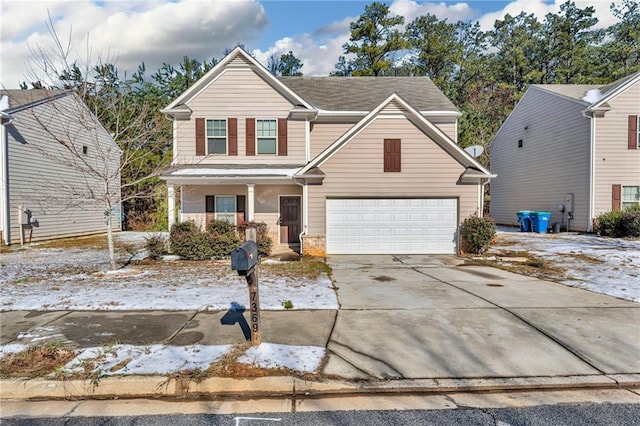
top-left (231, 241), bottom-right (258, 275)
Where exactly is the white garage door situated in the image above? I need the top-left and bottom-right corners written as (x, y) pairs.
top-left (326, 198), bottom-right (458, 254)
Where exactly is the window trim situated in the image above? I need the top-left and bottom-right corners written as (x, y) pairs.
top-left (214, 195), bottom-right (237, 225)
top-left (206, 118), bottom-right (228, 155)
top-left (636, 116), bottom-right (640, 149)
top-left (622, 185), bottom-right (640, 210)
top-left (256, 118), bottom-right (278, 155)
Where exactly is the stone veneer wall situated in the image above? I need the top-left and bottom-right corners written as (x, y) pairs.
top-left (302, 234), bottom-right (326, 257)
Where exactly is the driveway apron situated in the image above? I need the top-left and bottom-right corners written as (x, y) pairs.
top-left (323, 255), bottom-right (639, 380)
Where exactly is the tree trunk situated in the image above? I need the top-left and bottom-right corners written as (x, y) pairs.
top-left (106, 214), bottom-right (117, 270)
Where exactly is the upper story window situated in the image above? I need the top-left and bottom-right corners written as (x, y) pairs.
top-left (207, 119), bottom-right (227, 154)
top-left (257, 119), bottom-right (277, 154)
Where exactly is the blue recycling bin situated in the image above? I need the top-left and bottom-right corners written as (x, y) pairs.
top-left (530, 211), bottom-right (551, 233)
top-left (516, 211), bottom-right (533, 232)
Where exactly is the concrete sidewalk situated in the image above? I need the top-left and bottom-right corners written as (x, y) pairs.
top-left (1, 255), bottom-right (639, 400)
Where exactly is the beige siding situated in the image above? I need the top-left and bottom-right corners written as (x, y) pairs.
top-left (309, 122), bottom-right (353, 158)
top-left (593, 81), bottom-right (640, 215)
top-left (4, 95), bottom-right (121, 245)
top-left (175, 68), bottom-right (305, 165)
top-left (429, 117), bottom-right (457, 142)
top-left (490, 87), bottom-right (591, 230)
top-left (181, 183), bottom-right (301, 242)
top-left (307, 115), bottom-right (479, 234)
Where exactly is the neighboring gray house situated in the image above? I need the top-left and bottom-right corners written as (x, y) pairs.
top-left (490, 72), bottom-right (640, 231)
top-left (0, 90), bottom-right (121, 245)
top-left (161, 48), bottom-right (494, 255)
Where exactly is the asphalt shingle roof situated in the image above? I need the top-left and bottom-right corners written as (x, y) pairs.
top-left (278, 77), bottom-right (458, 112)
top-left (1, 89), bottom-right (68, 112)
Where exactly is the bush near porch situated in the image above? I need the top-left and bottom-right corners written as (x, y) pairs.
top-left (168, 220), bottom-right (273, 260)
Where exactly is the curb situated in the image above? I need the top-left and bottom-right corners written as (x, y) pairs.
top-left (2, 374), bottom-right (639, 400)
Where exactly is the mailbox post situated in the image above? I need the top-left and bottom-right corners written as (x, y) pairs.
top-left (231, 229), bottom-right (261, 345)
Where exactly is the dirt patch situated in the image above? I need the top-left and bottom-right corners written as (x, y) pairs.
top-left (0, 343), bottom-right (77, 378)
top-left (373, 275), bottom-right (396, 282)
top-left (259, 259), bottom-right (332, 280)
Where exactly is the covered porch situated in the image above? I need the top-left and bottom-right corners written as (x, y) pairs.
top-left (161, 166), bottom-right (307, 249)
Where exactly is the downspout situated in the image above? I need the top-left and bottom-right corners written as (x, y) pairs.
top-left (1, 115), bottom-right (12, 245)
top-left (293, 178), bottom-right (307, 255)
top-left (583, 110), bottom-right (596, 232)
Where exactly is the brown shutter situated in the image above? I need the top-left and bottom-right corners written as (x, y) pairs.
top-left (205, 195), bottom-right (215, 213)
top-left (246, 118), bottom-right (255, 156)
top-left (628, 115), bottom-right (638, 150)
top-left (384, 139), bottom-right (401, 172)
top-left (237, 195), bottom-right (246, 222)
top-left (195, 118), bottom-right (205, 156)
top-left (278, 118), bottom-right (288, 156)
top-left (612, 184), bottom-right (621, 211)
top-left (228, 118), bottom-right (238, 156)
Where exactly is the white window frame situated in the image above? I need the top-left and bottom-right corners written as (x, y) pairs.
top-left (636, 116), bottom-right (640, 149)
top-left (256, 118), bottom-right (277, 155)
top-left (622, 186), bottom-right (640, 210)
top-left (215, 195), bottom-right (236, 225)
top-left (206, 119), bottom-right (227, 155)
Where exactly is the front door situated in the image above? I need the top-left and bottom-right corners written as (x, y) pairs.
top-left (279, 196), bottom-right (301, 244)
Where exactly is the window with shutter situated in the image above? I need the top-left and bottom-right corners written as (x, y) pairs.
top-left (629, 115), bottom-right (639, 150)
top-left (228, 118), bottom-right (238, 155)
top-left (257, 119), bottom-right (277, 154)
top-left (278, 118), bottom-right (288, 156)
top-left (246, 118), bottom-right (255, 156)
top-left (206, 119), bottom-right (227, 154)
top-left (195, 118), bottom-right (205, 156)
top-left (384, 139), bottom-right (401, 172)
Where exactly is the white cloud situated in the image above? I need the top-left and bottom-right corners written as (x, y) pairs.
top-left (0, 0), bottom-right (620, 87)
top-left (477, 0), bottom-right (616, 31)
top-left (1, 0), bottom-right (267, 88)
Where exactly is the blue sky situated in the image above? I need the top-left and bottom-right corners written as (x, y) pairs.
top-left (0, 1), bottom-right (617, 88)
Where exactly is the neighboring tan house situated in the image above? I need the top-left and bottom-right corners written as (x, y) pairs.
top-left (0, 90), bottom-right (121, 245)
top-left (160, 47), bottom-right (494, 255)
top-left (490, 72), bottom-right (640, 232)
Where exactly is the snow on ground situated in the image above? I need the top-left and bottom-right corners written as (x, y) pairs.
top-left (0, 232), bottom-right (334, 376)
top-left (0, 233), bottom-right (338, 311)
top-left (492, 228), bottom-right (640, 303)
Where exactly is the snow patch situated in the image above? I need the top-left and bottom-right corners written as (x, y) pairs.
top-left (582, 88), bottom-right (603, 104)
top-left (237, 343), bottom-right (325, 373)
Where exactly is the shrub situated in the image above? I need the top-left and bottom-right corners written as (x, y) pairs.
top-left (205, 219), bottom-right (241, 258)
top-left (594, 210), bottom-right (624, 237)
top-left (144, 234), bottom-right (167, 260)
top-left (207, 219), bottom-right (237, 237)
top-left (594, 206), bottom-right (640, 238)
top-left (460, 214), bottom-right (496, 254)
top-left (620, 206), bottom-right (640, 238)
top-left (237, 221), bottom-right (273, 257)
top-left (169, 221), bottom-right (217, 260)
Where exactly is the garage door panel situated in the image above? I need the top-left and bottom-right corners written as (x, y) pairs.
top-left (326, 198), bottom-right (458, 254)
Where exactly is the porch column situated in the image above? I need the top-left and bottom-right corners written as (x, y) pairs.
top-left (247, 184), bottom-right (255, 221)
top-left (167, 184), bottom-right (175, 230)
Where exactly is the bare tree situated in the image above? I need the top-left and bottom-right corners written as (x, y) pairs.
top-left (14, 17), bottom-right (170, 270)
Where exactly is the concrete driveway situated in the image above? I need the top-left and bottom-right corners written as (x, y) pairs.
top-left (323, 255), bottom-right (639, 380)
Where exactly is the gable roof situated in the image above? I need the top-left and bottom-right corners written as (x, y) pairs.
top-left (1, 89), bottom-right (70, 113)
top-left (532, 71), bottom-right (640, 109)
top-left (279, 77), bottom-right (459, 114)
top-left (297, 93), bottom-right (492, 178)
top-left (162, 47), bottom-right (314, 114)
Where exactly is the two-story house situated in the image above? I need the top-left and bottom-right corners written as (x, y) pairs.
top-left (1, 90), bottom-right (121, 245)
top-left (490, 72), bottom-right (640, 231)
top-left (160, 48), bottom-right (494, 256)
